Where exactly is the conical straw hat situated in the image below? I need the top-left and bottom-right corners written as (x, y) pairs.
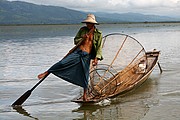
top-left (82, 14), bottom-right (98, 24)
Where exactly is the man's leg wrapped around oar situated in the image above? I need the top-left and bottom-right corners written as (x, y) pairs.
top-left (38, 48), bottom-right (91, 100)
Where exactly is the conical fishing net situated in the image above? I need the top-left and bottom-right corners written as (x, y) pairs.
top-left (89, 33), bottom-right (146, 97)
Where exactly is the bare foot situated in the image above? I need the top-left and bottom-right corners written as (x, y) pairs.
top-left (83, 95), bottom-right (87, 101)
top-left (38, 71), bottom-right (48, 80)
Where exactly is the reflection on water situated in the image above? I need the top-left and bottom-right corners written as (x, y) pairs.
top-left (13, 106), bottom-right (38, 120)
top-left (1, 71), bottom-right (160, 120)
top-left (0, 23), bottom-right (180, 120)
top-left (72, 77), bottom-right (159, 120)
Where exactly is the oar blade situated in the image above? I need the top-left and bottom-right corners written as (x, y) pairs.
top-left (12, 90), bottom-right (32, 106)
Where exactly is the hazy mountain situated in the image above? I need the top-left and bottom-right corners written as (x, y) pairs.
top-left (0, 0), bottom-right (86, 24)
top-left (95, 12), bottom-right (177, 23)
top-left (0, 0), bottom-right (179, 25)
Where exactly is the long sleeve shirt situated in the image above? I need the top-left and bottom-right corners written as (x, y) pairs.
top-left (74, 26), bottom-right (103, 60)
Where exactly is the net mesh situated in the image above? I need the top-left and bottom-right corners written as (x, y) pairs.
top-left (89, 33), bottom-right (146, 96)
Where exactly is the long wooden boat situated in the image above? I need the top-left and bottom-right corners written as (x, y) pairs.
top-left (72, 33), bottom-right (162, 104)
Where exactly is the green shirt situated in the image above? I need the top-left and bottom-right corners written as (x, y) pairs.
top-left (74, 26), bottom-right (103, 60)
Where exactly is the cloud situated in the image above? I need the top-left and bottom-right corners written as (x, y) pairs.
top-left (8, 0), bottom-right (180, 17)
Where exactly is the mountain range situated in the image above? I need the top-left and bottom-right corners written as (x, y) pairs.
top-left (0, 0), bottom-right (179, 25)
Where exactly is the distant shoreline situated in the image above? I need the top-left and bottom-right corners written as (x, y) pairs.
top-left (1, 21), bottom-right (180, 26)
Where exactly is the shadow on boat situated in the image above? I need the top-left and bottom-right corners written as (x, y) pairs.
top-left (72, 75), bottom-right (161, 120)
top-left (12, 106), bottom-right (39, 120)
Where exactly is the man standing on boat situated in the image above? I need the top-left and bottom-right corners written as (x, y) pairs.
top-left (37, 14), bottom-right (103, 101)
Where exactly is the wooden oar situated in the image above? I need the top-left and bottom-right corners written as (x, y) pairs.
top-left (12, 40), bottom-right (83, 106)
top-left (12, 73), bottom-right (49, 106)
top-left (157, 62), bottom-right (163, 74)
top-left (12, 28), bottom-right (95, 106)
top-left (11, 44), bottom-right (81, 106)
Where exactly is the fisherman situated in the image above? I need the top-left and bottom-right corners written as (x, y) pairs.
top-left (37, 14), bottom-right (103, 101)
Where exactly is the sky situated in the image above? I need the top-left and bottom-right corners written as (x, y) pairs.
top-left (9, 0), bottom-right (180, 18)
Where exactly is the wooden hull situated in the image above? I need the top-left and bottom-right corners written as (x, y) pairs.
top-left (72, 50), bottom-right (160, 104)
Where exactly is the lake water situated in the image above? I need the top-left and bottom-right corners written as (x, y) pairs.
top-left (0, 23), bottom-right (180, 120)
